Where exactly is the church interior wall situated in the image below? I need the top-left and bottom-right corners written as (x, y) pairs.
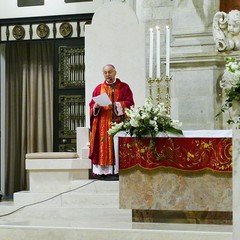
top-left (0, 0), bottom-right (237, 198)
top-left (171, 67), bottom-right (217, 129)
top-left (85, 1), bottom-right (146, 128)
top-left (0, 0), bottom-right (136, 19)
top-left (0, 0), bottom-right (232, 131)
top-left (137, 0), bottom-right (227, 130)
top-left (0, 0), bottom-right (103, 19)
top-left (0, 0), bottom-right (228, 131)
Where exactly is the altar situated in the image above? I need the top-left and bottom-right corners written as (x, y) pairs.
top-left (118, 130), bottom-right (232, 224)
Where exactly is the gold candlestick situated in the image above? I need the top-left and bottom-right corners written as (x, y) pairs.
top-left (147, 75), bottom-right (172, 114)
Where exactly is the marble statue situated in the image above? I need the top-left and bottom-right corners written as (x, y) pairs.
top-left (213, 10), bottom-right (240, 51)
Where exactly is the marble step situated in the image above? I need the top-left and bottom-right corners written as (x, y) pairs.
top-left (0, 205), bottom-right (131, 221)
top-left (0, 197), bottom-right (232, 240)
top-left (0, 221), bottom-right (232, 240)
top-left (27, 179), bottom-right (119, 193)
top-left (70, 179), bottom-right (119, 193)
top-left (13, 191), bottom-right (120, 208)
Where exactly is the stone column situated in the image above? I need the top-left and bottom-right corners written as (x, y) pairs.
top-left (233, 103), bottom-right (240, 240)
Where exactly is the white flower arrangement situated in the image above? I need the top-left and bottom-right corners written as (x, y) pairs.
top-left (217, 57), bottom-right (240, 127)
top-left (108, 97), bottom-right (183, 137)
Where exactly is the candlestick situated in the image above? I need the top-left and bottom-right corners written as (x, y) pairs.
top-left (149, 28), bottom-right (153, 78)
top-left (156, 26), bottom-right (160, 78)
top-left (166, 26), bottom-right (170, 76)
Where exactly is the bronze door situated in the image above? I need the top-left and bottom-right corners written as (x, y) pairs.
top-left (54, 39), bottom-right (85, 152)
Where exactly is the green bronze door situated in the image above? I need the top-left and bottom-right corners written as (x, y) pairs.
top-left (54, 39), bottom-right (85, 152)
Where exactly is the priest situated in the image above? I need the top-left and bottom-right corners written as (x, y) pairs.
top-left (89, 64), bottom-right (134, 179)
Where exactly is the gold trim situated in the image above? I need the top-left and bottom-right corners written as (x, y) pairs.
top-left (119, 164), bottom-right (232, 175)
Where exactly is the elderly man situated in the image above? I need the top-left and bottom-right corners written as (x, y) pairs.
top-left (89, 64), bottom-right (134, 180)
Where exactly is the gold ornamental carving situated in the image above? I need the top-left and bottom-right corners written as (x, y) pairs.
top-left (36, 23), bottom-right (50, 39)
top-left (59, 22), bottom-right (73, 38)
top-left (148, 76), bottom-right (172, 114)
top-left (12, 25), bottom-right (25, 40)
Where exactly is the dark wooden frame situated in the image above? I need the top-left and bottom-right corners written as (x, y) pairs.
top-left (65, 0), bottom-right (92, 2)
top-left (0, 13), bottom-right (93, 43)
top-left (18, 0), bottom-right (44, 7)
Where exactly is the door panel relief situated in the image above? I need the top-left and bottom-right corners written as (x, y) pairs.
top-left (55, 44), bottom-right (85, 152)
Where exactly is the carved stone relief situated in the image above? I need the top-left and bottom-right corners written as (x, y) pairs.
top-left (213, 10), bottom-right (240, 51)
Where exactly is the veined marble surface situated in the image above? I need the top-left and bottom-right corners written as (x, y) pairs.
top-left (120, 168), bottom-right (232, 212)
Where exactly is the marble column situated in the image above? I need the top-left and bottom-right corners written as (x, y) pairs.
top-left (233, 103), bottom-right (240, 240)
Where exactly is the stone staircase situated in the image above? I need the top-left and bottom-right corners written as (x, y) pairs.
top-left (14, 181), bottom-right (122, 211)
top-left (0, 179), bottom-right (233, 240)
top-left (0, 127), bottom-right (233, 239)
top-left (0, 180), bottom-right (131, 237)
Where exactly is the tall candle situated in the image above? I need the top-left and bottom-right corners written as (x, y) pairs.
top-left (149, 28), bottom-right (153, 78)
top-left (156, 26), bottom-right (160, 78)
top-left (166, 26), bottom-right (170, 76)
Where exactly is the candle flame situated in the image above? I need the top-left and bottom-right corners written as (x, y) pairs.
top-left (149, 28), bottom-right (153, 32)
top-left (156, 26), bottom-right (160, 30)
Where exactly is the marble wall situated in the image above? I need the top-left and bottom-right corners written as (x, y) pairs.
top-left (83, 0), bottom-right (234, 130)
top-left (136, 0), bottom-right (232, 130)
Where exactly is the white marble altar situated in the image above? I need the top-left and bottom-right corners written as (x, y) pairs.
top-left (0, 127), bottom-right (234, 239)
top-left (0, 126), bottom-right (234, 239)
top-left (25, 127), bottom-right (92, 192)
top-left (25, 153), bottom-right (91, 192)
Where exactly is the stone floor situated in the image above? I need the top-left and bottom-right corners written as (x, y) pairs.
top-left (0, 180), bottom-right (233, 240)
